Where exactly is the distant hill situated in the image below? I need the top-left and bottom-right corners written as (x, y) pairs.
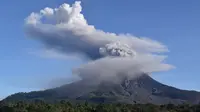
top-left (3, 74), bottom-right (200, 104)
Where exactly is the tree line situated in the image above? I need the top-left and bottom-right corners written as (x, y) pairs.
top-left (1, 100), bottom-right (200, 112)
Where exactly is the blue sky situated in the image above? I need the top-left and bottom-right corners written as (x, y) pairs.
top-left (0, 0), bottom-right (200, 99)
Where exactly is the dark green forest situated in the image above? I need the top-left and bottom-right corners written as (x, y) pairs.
top-left (1, 100), bottom-right (200, 112)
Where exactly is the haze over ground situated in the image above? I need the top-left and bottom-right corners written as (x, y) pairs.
top-left (0, 0), bottom-right (200, 99)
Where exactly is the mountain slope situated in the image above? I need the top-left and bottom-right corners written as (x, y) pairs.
top-left (3, 74), bottom-right (200, 104)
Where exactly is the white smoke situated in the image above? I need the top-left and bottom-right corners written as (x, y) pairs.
top-left (25, 1), bottom-right (174, 83)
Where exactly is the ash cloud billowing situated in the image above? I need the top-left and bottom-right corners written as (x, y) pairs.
top-left (25, 1), bottom-right (174, 83)
top-left (99, 42), bottom-right (137, 57)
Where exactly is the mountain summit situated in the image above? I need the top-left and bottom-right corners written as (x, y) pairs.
top-left (3, 74), bottom-right (200, 104)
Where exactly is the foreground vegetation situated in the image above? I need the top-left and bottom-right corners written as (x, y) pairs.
top-left (1, 100), bottom-right (200, 112)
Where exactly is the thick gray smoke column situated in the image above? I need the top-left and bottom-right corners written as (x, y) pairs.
top-left (24, 1), bottom-right (175, 82)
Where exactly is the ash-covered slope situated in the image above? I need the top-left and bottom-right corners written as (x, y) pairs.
top-left (3, 74), bottom-right (200, 104)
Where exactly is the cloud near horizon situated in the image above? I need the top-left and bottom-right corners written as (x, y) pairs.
top-left (24, 1), bottom-right (174, 83)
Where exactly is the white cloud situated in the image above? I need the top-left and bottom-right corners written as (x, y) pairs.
top-left (24, 1), bottom-right (174, 83)
top-left (25, 1), bottom-right (168, 59)
top-left (73, 55), bottom-right (174, 83)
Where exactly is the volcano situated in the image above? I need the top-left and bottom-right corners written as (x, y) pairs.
top-left (3, 74), bottom-right (200, 104)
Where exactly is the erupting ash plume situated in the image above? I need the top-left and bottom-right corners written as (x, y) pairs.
top-left (24, 1), bottom-right (174, 83)
top-left (99, 42), bottom-right (136, 57)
